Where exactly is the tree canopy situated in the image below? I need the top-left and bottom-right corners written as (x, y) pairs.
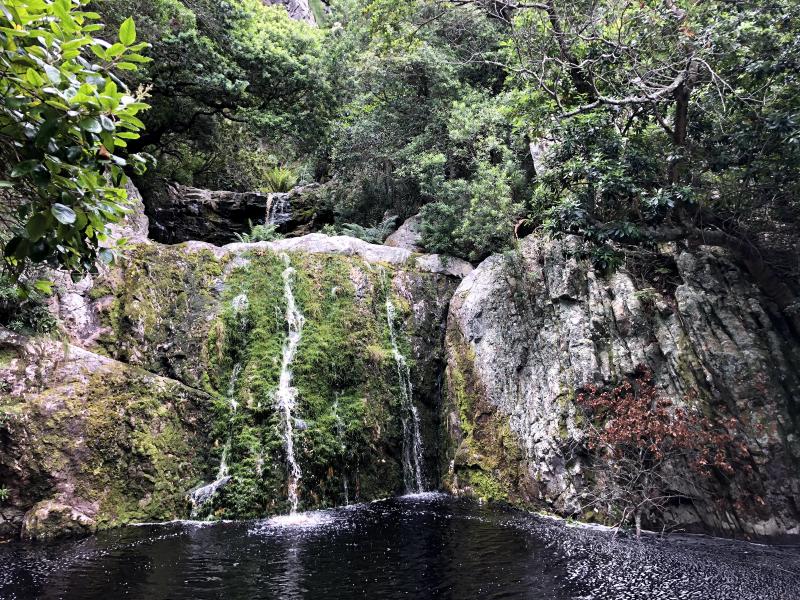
top-left (2, 0), bottom-right (798, 288)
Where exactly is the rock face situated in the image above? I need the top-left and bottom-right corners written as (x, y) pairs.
top-left (144, 182), bottom-right (271, 245)
top-left (443, 234), bottom-right (800, 537)
top-left (385, 215), bottom-right (423, 253)
top-left (5, 191), bottom-right (800, 542)
top-left (264, 0), bottom-right (317, 24)
top-left (265, 183), bottom-right (333, 237)
top-left (142, 182), bottom-right (333, 245)
top-left (2, 229), bottom-right (468, 539)
top-left (0, 328), bottom-right (213, 541)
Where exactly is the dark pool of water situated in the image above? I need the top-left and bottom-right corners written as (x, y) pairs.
top-left (1, 493), bottom-right (798, 599)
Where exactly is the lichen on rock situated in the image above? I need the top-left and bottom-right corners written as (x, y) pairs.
top-left (0, 328), bottom-right (214, 541)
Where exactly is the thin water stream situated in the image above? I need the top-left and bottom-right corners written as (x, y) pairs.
top-left (382, 270), bottom-right (426, 493)
top-left (277, 253), bottom-right (305, 514)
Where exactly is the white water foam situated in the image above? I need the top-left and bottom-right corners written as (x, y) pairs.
top-left (276, 253), bottom-right (305, 514)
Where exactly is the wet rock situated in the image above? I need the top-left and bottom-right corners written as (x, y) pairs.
top-left (144, 182), bottom-right (271, 245)
top-left (265, 183), bottom-right (332, 236)
top-left (142, 181), bottom-right (332, 245)
top-left (21, 500), bottom-right (96, 541)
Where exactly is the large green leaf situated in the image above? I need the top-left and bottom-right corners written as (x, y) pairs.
top-left (25, 212), bottom-right (50, 241)
top-left (119, 17), bottom-right (136, 45)
top-left (51, 203), bottom-right (77, 224)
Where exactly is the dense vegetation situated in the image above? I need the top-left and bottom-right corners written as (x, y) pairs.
top-left (3, 0), bottom-right (799, 279)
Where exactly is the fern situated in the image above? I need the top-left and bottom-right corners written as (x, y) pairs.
top-left (327, 215), bottom-right (398, 244)
top-left (263, 166), bottom-right (297, 193)
top-left (234, 221), bottom-right (284, 243)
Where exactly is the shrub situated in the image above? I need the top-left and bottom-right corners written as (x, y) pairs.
top-left (576, 365), bottom-right (750, 536)
top-left (1, 2), bottom-right (151, 277)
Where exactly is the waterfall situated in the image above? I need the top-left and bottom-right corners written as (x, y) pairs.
top-left (277, 253), bottom-right (305, 514)
top-left (188, 361), bottom-right (242, 516)
top-left (332, 398), bottom-right (350, 505)
top-left (188, 295), bottom-right (248, 517)
top-left (266, 193), bottom-right (291, 227)
top-left (382, 272), bottom-right (425, 494)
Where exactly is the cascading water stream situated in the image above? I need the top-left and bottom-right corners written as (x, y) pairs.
top-left (188, 295), bottom-right (248, 517)
top-left (189, 361), bottom-right (242, 516)
top-left (266, 193), bottom-right (291, 227)
top-left (381, 271), bottom-right (425, 494)
top-left (276, 253), bottom-right (305, 514)
top-left (332, 399), bottom-right (350, 505)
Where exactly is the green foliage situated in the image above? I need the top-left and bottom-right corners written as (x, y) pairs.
top-left (95, 0), bottom-right (334, 193)
top-left (234, 221), bottom-right (283, 243)
top-left (0, 273), bottom-right (57, 334)
top-left (322, 215), bottom-right (397, 244)
top-left (0, 487), bottom-right (8, 503)
top-left (263, 166), bottom-right (298, 194)
top-left (321, 3), bottom-right (520, 260)
top-left (504, 0), bottom-right (800, 270)
top-left (0, 0), bottom-right (151, 277)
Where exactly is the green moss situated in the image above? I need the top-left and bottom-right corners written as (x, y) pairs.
top-left (443, 327), bottom-right (529, 506)
top-left (460, 469), bottom-right (508, 502)
top-left (3, 363), bottom-right (213, 531)
top-left (0, 346), bottom-right (18, 368)
top-left (199, 250), bottom-right (412, 518)
top-left (93, 243), bottom-right (227, 388)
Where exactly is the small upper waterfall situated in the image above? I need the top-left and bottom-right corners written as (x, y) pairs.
top-left (266, 192), bottom-right (292, 227)
top-left (277, 253), bottom-right (305, 514)
top-left (382, 272), bottom-right (426, 494)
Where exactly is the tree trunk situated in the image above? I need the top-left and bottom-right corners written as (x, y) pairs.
top-left (635, 509), bottom-right (642, 538)
top-left (669, 81), bottom-right (690, 184)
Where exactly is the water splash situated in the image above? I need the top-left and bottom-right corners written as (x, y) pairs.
top-left (277, 253), bottom-right (305, 514)
top-left (188, 476), bottom-right (231, 514)
top-left (382, 270), bottom-right (425, 494)
top-left (257, 510), bottom-right (335, 531)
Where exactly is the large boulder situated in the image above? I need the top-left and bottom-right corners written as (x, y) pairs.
top-left (0, 328), bottom-right (214, 541)
top-left (385, 215), bottom-right (423, 253)
top-left (443, 234), bottom-right (800, 537)
top-left (21, 500), bottom-right (96, 541)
